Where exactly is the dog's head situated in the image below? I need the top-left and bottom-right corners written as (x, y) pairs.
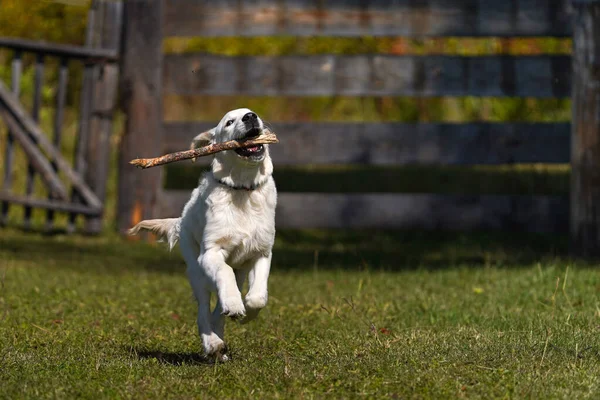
top-left (191, 108), bottom-right (268, 164)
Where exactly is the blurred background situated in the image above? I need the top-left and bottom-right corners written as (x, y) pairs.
top-left (0, 0), bottom-right (577, 255)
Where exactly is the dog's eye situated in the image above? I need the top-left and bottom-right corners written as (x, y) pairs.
top-left (225, 120), bottom-right (234, 127)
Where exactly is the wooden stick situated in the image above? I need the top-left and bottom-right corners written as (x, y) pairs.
top-left (129, 132), bottom-right (279, 169)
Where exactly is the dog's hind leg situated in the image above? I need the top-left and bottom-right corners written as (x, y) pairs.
top-left (180, 238), bottom-right (226, 359)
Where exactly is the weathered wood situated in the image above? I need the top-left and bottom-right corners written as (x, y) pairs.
top-left (23, 53), bottom-right (45, 228)
top-left (159, 190), bottom-right (568, 233)
top-left (0, 80), bottom-right (102, 210)
top-left (32, 54), bottom-right (44, 123)
top-left (84, 0), bottom-right (123, 234)
top-left (46, 58), bottom-right (70, 228)
top-left (68, 65), bottom-right (95, 230)
top-left (0, 107), bottom-right (68, 200)
top-left (0, 51), bottom-right (21, 226)
top-left (164, 0), bottom-right (572, 38)
top-left (132, 132), bottom-right (279, 169)
top-left (163, 54), bottom-right (572, 98)
top-left (118, 0), bottom-right (164, 234)
top-left (0, 192), bottom-right (102, 216)
top-left (570, 0), bottom-right (600, 257)
top-left (0, 37), bottom-right (118, 62)
top-left (67, 2), bottom-right (100, 232)
top-left (164, 122), bottom-right (571, 165)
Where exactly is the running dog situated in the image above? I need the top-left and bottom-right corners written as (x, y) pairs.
top-left (129, 108), bottom-right (276, 361)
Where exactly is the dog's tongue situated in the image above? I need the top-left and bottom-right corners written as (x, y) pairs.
top-left (246, 145), bottom-right (261, 152)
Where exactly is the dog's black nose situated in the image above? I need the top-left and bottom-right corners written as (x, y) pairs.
top-left (242, 112), bottom-right (257, 122)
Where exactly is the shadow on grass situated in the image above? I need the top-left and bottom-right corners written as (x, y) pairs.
top-left (1, 228), bottom-right (571, 273)
top-left (131, 348), bottom-right (214, 366)
top-left (0, 229), bottom-right (185, 274)
top-left (273, 229), bottom-right (570, 270)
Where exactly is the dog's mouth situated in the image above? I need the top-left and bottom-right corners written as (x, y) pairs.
top-left (235, 144), bottom-right (265, 158)
top-left (234, 127), bottom-right (265, 158)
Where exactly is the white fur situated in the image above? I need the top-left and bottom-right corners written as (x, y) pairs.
top-left (129, 108), bottom-right (276, 360)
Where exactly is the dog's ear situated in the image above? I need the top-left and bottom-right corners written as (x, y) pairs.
top-left (190, 128), bottom-right (215, 163)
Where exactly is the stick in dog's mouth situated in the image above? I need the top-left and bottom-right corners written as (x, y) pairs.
top-left (129, 131), bottom-right (279, 170)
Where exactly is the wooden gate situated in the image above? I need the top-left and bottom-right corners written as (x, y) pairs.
top-left (0, 0), bottom-right (121, 234)
top-left (118, 0), bottom-right (575, 234)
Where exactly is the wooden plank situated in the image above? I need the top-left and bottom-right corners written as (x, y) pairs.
top-left (0, 80), bottom-right (102, 210)
top-left (84, 0), bottom-right (123, 234)
top-left (68, 1), bottom-right (100, 232)
top-left (0, 192), bottom-right (102, 216)
top-left (159, 190), bottom-right (568, 233)
top-left (68, 65), bottom-right (95, 230)
top-left (163, 54), bottom-right (572, 98)
top-left (164, 0), bottom-right (572, 37)
top-left (570, 0), bottom-right (600, 257)
top-left (23, 53), bottom-right (45, 228)
top-left (163, 122), bottom-right (571, 165)
top-left (118, 0), bottom-right (164, 234)
top-left (46, 58), bottom-right (70, 228)
top-left (0, 37), bottom-right (118, 62)
top-left (0, 52), bottom-right (21, 226)
top-left (69, 0), bottom-right (101, 232)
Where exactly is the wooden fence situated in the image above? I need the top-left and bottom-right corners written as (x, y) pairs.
top-left (0, 0), bottom-right (121, 233)
top-left (118, 0), bottom-right (590, 236)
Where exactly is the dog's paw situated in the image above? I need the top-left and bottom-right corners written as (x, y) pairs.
top-left (240, 294), bottom-right (267, 324)
top-left (245, 293), bottom-right (267, 310)
top-left (220, 296), bottom-right (246, 320)
top-left (203, 334), bottom-right (227, 358)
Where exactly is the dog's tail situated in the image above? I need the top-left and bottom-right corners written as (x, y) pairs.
top-left (127, 218), bottom-right (181, 250)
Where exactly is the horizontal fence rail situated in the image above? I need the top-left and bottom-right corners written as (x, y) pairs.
top-left (164, 0), bottom-right (572, 37)
top-left (0, 192), bottom-right (102, 216)
top-left (0, 37), bottom-right (118, 62)
top-left (163, 54), bottom-right (572, 98)
top-left (159, 191), bottom-right (569, 233)
top-left (163, 122), bottom-right (571, 165)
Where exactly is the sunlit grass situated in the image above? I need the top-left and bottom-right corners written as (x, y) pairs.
top-left (1, 228), bottom-right (599, 399)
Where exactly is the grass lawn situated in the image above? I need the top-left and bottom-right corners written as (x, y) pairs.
top-left (1, 228), bottom-right (599, 399)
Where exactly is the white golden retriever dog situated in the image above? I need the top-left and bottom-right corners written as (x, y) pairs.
top-left (128, 108), bottom-right (276, 361)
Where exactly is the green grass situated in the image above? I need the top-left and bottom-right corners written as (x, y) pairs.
top-left (2, 228), bottom-right (600, 399)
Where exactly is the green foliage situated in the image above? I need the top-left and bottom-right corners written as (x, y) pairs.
top-left (2, 229), bottom-right (600, 398)
top-left (0, 0), bottom-right (89, 44)
top-left (163, 37), bottom-right (572, 57)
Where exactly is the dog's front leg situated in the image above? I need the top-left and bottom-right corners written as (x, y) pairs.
top-left (211, 268), bottom-right (248, 339)
top-left (201, 250), bottom-right (246, 319)
top-left (241, 253), bottom-right (271, 324)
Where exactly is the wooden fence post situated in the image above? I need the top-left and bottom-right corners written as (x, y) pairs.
top-left (570, 0), bottom-right (600, 257)
top-left (117, 0), bottom-right (163, 234)
top-left (84, 0), bottom-right (123, 234)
